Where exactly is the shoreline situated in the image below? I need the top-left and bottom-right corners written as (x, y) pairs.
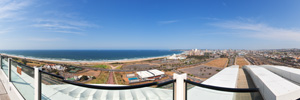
top-left (0, 53), bottom-right (173, 64)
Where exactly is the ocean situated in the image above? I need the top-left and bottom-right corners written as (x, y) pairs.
top-left (0, 50), bottom-right (182, 61)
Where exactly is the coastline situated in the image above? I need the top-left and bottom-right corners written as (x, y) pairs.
top-left (0, 53), bottom-right (172, 65)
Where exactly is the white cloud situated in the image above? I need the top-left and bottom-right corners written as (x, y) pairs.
top-left (53, 30), bottom-right (84, 35)
top-left (212, 21), bottom-right (300, 42)
top-left (43, 11), bottom-right (80, 19)
top-left (158, 20), bottom-right (178, 24)
top-left (0, 0), bottom-right (31, 36)
top-left (1, 1), bottom-right (98, 36)
top-left (32, 18), bottom-right (98, 35)
top-left (32, 23), bottom-right (83, 31)
top-left (0, 28), bottom-right (12, 34)
top-left (0, 0), bottom-right (31, 20)
top-left (27, 37), bottom-right (66, 42)
top-left (36, 19), bottom-right (97, 28)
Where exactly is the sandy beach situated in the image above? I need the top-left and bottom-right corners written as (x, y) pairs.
top-left (0, 53), bottom-right (169, 65)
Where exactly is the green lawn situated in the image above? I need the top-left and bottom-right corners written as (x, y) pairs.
top-left (114, 72), bottom-right (125, 84)
top-left (86, 71), bottom-right (109, 84)
top-left (115, 65), bottom-right (123, 69)
top-left (91, 64), bottom-right (110, 69)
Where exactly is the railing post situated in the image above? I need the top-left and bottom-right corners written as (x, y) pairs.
top-left (0, 55), bottom-right (2, 69)
top-left (34, 67), bottom-right (41, 100)
top-left (173, 73), bottom-right (187, 100)
top-left (8, 58), bottom-right (12, 82)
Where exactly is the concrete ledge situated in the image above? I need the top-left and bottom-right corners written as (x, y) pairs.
top-left (261, 65), bottom-right (300, 84)
top-left (244, 65), bottom-right (300, 100)
top-left (202, 65), bottom-right (239, 88)
top-left (187, 65), bottom-right (239, 100)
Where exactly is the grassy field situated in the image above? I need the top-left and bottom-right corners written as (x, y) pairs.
top-left (203, 58), bottom-right (228, 68)
top-left (236, 57), bottom-right (250, 68)
top-left (90, 64), bottom-right (111, 69)
top-left (86, 71), bottom-right (109, 84)
top-left (115, 65), bottom-right (123, 69)
top-left (12, 58), bottom-right (46, 67)
top-left (114, 72), bottom-right (125, 84)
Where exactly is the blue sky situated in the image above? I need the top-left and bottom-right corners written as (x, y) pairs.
top-left (1, 0), bottom-right (300, 50)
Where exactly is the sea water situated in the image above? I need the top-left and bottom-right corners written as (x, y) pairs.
top-left (0, 50), bottom-right (182, 62)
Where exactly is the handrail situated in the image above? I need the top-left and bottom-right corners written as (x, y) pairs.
top-left (40, 69), bottom-right (158, 90)
top-left (11, 60), bottom-right (34, 70)
top-left (63, 80), bottom-right (158, 90)
top-left (39, 70), bottom-right (64, 79)
top-left (185, 80), bottom-right (259, 92)
top-left (157, 79), bottom-right (176, 87)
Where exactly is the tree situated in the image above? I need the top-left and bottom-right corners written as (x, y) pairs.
top-left (55, 71), bottom-right (60, 75)
top-left (80, 75), bottom-right (89, 81)
top-left (204, 53), bottom-right (210, 57)
top-left (220, 55), bottom-right (228, 58)
top-left (92, 76), bottom-right (96, 79)
top-left (22, 59), bottom-right (28, 65)
top-left (51, 69), bottom-right (58, 73)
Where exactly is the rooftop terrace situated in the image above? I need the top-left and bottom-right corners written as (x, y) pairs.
top-left (1, 55), bottom-right (300, 100)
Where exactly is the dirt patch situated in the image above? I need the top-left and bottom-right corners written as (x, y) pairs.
top-left (74, 69), bottom-right (101, 77)
top-left (122, 64), bottom-right (159, 70)
top-left (85, 71), bottom-right (109, 84)
top-left (165, 71), bottom-right (175, 77)
top-left (203, 58), bottom-right (228, 68)
top-left (236, 57), bottom-right (250, 68)
top-left (179, 65), bottom-right (222, 78)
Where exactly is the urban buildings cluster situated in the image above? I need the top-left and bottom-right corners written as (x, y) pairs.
top-left (42, 64), bottom-right (66, 71)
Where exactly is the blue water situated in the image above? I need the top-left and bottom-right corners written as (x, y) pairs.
top-left (128, 77), bottom-right (138, 80)
top-left (0, 50), bottom-right (182, 61)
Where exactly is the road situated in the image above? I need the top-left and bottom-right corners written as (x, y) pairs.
top-left (227, 56), bottom-right (235, 67)
top-left (106, 71), bottom-right (115, 84)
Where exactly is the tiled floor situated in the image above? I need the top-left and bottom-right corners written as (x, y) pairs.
top-left (0, 80), bottom-right (10, 100)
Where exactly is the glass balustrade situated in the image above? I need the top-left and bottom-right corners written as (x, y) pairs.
top-left (1, 57), bottom-right (9, 76)
top-left (10, 60), bottom-right (35, 100)
top-left (40, 70), bottom-right (174, 100)
top-left (0, 58), bottom-right (265, 100)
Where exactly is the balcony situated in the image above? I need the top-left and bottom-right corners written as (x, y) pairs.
top-left (1, 55), bottom-right (300, 100)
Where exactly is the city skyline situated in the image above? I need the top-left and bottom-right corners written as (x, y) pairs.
top-left (1, 0), bottom-right (300, 50)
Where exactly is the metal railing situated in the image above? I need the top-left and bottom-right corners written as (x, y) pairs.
top-left (185, 80), bottom-right (259, 92)
top-left (41, 69), bottom-right (159, 90)
top-left (185, 79), bottom-right (262, 100)
top-left (0, 55), bottom-right (261, 100)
